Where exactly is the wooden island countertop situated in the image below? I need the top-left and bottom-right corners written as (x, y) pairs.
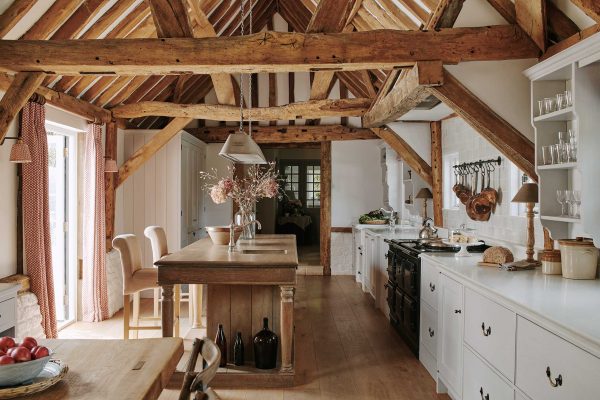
top-left (155, 234), bottom-right (298, 384)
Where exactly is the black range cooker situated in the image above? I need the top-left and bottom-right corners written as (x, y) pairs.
top-left (384, 239), bottom-right (489, 357)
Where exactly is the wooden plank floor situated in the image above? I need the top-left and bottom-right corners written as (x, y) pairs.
top-left (159, 275), bottom-right (449, 400)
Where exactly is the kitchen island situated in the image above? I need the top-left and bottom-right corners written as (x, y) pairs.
top-left (155, 234), bottom-right (298, 386)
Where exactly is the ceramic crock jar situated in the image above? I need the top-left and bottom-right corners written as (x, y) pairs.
top-left (541, 250), bottom-right (562, 275)
top-left (558, 237), bottom-right (599, 280)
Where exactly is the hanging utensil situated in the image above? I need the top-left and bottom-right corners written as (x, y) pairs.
top-left (472, 167), bottom-right (492, 221)
top-left (480, 163), bottom-right (498, 212)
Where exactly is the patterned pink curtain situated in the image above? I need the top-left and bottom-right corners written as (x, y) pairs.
top-left (21, 101), bottom-right (58, 338)
top-left (82, 124), bottom-right (109, 322)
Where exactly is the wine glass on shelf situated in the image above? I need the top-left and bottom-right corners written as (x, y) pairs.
top-left (565, 190), bottom-right (575, 217)
top-left (573, 190), bottom-right (581, 219)
top-left (556, 190), bottom-right (567, 217)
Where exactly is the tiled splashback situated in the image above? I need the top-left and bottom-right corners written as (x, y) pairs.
top-left (442, 117), bottom-right (545, 256)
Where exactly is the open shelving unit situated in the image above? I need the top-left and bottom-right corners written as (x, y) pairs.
top-left (525, 32), bottom-right (600, 244)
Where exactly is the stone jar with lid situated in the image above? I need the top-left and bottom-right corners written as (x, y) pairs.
top-left (558, 237), bottom-right (599, 280)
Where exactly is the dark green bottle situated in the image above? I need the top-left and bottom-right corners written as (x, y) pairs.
top-left (215, 324), bottom-right (227, 367)
top-left (233, 332), bottom-right (244, 366)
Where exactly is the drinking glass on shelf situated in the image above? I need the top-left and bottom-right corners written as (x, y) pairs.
top-left (544, 97), bottom-right (555, 114)
top-left (563, 143), bottom-right (574, 163)
top-left (556, 93), bottom-right (566, 110)
top-left (573, 190), bottom-right (581, 218)
top-left (569, 143), bottom-right (577, 162)
top-left (556, 190), bottom-right (567, 216)
top-left (542, 145), bottom-right (552, 165)
top-left (551, 144), bottom-right (561, 164)
top-left (565, 190), bottom-right (575, 217)
top-left (564, 90), bottom-right (573, 107)
top-left (558, 131), bottom-right (568, 144)
top-left (538, 100), bottom-right (544, 116)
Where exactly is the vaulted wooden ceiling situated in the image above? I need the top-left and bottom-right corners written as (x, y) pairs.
top-left (0, 0), bottom-right (438, 129)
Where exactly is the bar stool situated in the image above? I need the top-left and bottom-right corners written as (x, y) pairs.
top-left (144, 226), bottom-right (188, 338)
top-left (113, 234), bottom-right (179, 339)
top-left (179, 338), bottom-right (221, 400)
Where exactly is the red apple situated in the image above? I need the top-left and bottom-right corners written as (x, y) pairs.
top-left (0, 349), bottom-right (5, 357)
top-left (21, 337), bottom-right (37, 347)
top-left (0, 355), bottom-right (14, 365)
top-left (0, 337), bottom-right (15, 350)
top-left (12, 347), bottom-right (31, 362)
top-left (20, 339), bottom-right (36, 350)
top-left (31, 346), bottom-right (49, 360)
top-left (6, 347), bottom-right (17, 357)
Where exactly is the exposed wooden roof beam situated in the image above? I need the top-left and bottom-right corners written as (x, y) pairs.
top-left (148, 0), bottom-right (194, 37)
top-left (116, 117), bottom-right (193, 187)
top-left (306, 0), bottom-right (359, 32)
top-left (515, 0), bottom-right (546, 51)
top-left (186, 124), bottom-right (378, 143)
top-left (0, 72), bottom-right (45, 143)
top-left (569, 0), bottom-right (600, 23)
top-left (428, 69), bottom-right (536, 182)
top-left (362, 61), bottom-right (443, 127)
top-left (371, 127), bottom-right (433, 186)
top-left (0, 0), bottom-right (36, 39)
top-left (0, 26), bottom-right (540, 75)
top-left (542, 23), bottom-right (600, 60)
top-left (425, 0), bottom-right (465, 30)
top-left (112, 98), bottom-right (372, 120)
top-left (51, 0), bottom-right (112, 39)
top-left (21, 0), bottom-right (84, 39)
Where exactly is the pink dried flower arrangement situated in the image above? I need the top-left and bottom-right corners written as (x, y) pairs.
top-left (200, 163), bottom-right (281, 211)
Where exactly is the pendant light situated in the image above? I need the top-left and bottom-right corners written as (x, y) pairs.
top-left (219, 0), bottom-right (267, 165)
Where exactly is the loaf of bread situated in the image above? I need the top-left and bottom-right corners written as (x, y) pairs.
top-left (482, 246), bottom-right (514, 265)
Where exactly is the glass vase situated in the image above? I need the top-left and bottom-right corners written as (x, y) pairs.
top-left (235, 206), bottom-right (256, 240)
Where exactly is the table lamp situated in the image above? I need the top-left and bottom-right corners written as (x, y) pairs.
top-left (415, 188), bottom-right (433, 219)
top-left (511, 182), bottom-right (541, 268)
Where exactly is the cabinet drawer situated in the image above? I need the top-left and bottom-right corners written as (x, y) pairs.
top-left (419, 301), bottom-right (437, 356)
top-left (516, 316), bottom-right (600, 400)
top-left (419, 346), bottom-right (437, 381)
top-left (0, 298), bottom-right (16, 331)
top-left (420, 259), bottom-right (438, 310)
top-left (463, 346), bottom-right (514, 400)
top-left (465, 288), bottom-right (516, 381)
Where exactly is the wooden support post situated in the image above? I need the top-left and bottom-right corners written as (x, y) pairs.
top-left (430, 121), bottom-right (443, 227)
top-left (0, 72), bottom-right (45, 143)
top-left (320, 141), bottom-right (332, 276)
top-left (280, 285), bottom-right (295, 373)
top-left (105, 121), bottom-right (118, 251)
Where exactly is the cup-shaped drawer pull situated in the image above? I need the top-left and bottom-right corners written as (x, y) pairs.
top-left (428, 327), bottom-right (434, 337)
top-left (481, 322), bottom-right (492, 336)
top-left (546, 366), bottom-right (563, 388)
top-left (429, 282), bottom-right (435, 292)
top-left (479, 387), bottom-right (490, 400)
top-left (454, 309), bottom-right (462, 314)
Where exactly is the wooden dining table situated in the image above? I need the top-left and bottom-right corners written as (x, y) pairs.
top-left (24, 338), bottom-right (183, 399)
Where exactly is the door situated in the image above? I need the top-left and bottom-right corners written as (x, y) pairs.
top-left (47, 129), bottom-right (77, 326)
top-left (437, 273), bottom-right (464, 397)
top-left (181, 137), bottom-right (206, 247)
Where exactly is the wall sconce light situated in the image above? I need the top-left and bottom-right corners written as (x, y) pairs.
top-left (104, 156), bottom-right (118, 173)
top-left (1, 136), bottom-right (32, 163)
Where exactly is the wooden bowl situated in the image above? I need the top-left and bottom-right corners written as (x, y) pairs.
top-left (206, 226), bottom-right (242, 245)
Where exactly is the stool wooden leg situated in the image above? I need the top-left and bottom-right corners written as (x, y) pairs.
top-left (174, 285), bottom-right (181, 338)
top-left (153, 287), bottom-right (160, 318)
top-left (191, 284), bottom-right (203, 329)
top-left (123, 294), bottom-right (130, 340)
top-left (133, 292), bottom-right (140, 339)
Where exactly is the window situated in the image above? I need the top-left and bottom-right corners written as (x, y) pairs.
top-left (280, 161), bottom-right (321, 208)
top-left (306, 165), bottom-right (321, 208)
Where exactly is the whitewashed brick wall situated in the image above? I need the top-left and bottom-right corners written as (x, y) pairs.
top-left (331, 232), bottom-right (353, 275)
top-left (16, 292), bottom-right (44, 339)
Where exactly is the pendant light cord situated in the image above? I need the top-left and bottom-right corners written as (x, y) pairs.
top-left (239, 0), bottom-right (253, 136)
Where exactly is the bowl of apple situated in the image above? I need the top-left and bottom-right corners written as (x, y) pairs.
top-left (0, 336), bottom-right (52, 387)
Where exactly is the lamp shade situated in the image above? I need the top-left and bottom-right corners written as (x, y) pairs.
top-left (105, 157), bottom-right (118, 173)
top-left (415, 187), bottom-right (433, 199)
top-left (9, 139), bottom-right (32, 163)
top-left (219, 130), bottom-right (267, 164)
top-left (511, 182), bottom-right (539, 203)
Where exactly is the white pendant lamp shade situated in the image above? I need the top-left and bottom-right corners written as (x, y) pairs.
top-left (219, 130), bottom-right (267, 164)
top-left (105, 157), bottom-right (118, 173)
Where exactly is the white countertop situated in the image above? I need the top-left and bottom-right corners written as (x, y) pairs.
top-left (422, 253), bottom-right (600, 356)
top-left (354, 224), bottom-right (420, 240)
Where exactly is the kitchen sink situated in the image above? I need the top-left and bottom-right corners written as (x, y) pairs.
top-left (240, 249), bottom-right (288, 255)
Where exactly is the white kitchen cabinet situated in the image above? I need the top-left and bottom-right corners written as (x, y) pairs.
top-left (352, 227), bottom-right (363, 284)
top-left (420, 258), bottom-right (439, 311)
top-left (437, 273), bottom-right (464, 398)
top-left (463, 346), bottom-right (514, 400)
top-left (464, 288), bottom-right (516, 382)
top-left (516, 316), bottom-right (600, 400)
top-left (362, 230), bottom-right (378, 297)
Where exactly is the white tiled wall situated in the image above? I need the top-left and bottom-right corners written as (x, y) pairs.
top-left (442, 117), bottom-right (544, 255)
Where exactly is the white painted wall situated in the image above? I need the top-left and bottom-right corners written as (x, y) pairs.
top-left (203, 143), bottom-right (233, 226)
top-left (0, 118), bottom-right (18, 278)
top-left (331, 140), bottom-right (384, 226)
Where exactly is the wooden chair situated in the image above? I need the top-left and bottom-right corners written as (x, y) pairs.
top-left (144, 226), bottom-right (187, 338)
top-left (113, 234), bottom-right (175, 339)
top-left (179, 338), bottom-right (221, 400)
